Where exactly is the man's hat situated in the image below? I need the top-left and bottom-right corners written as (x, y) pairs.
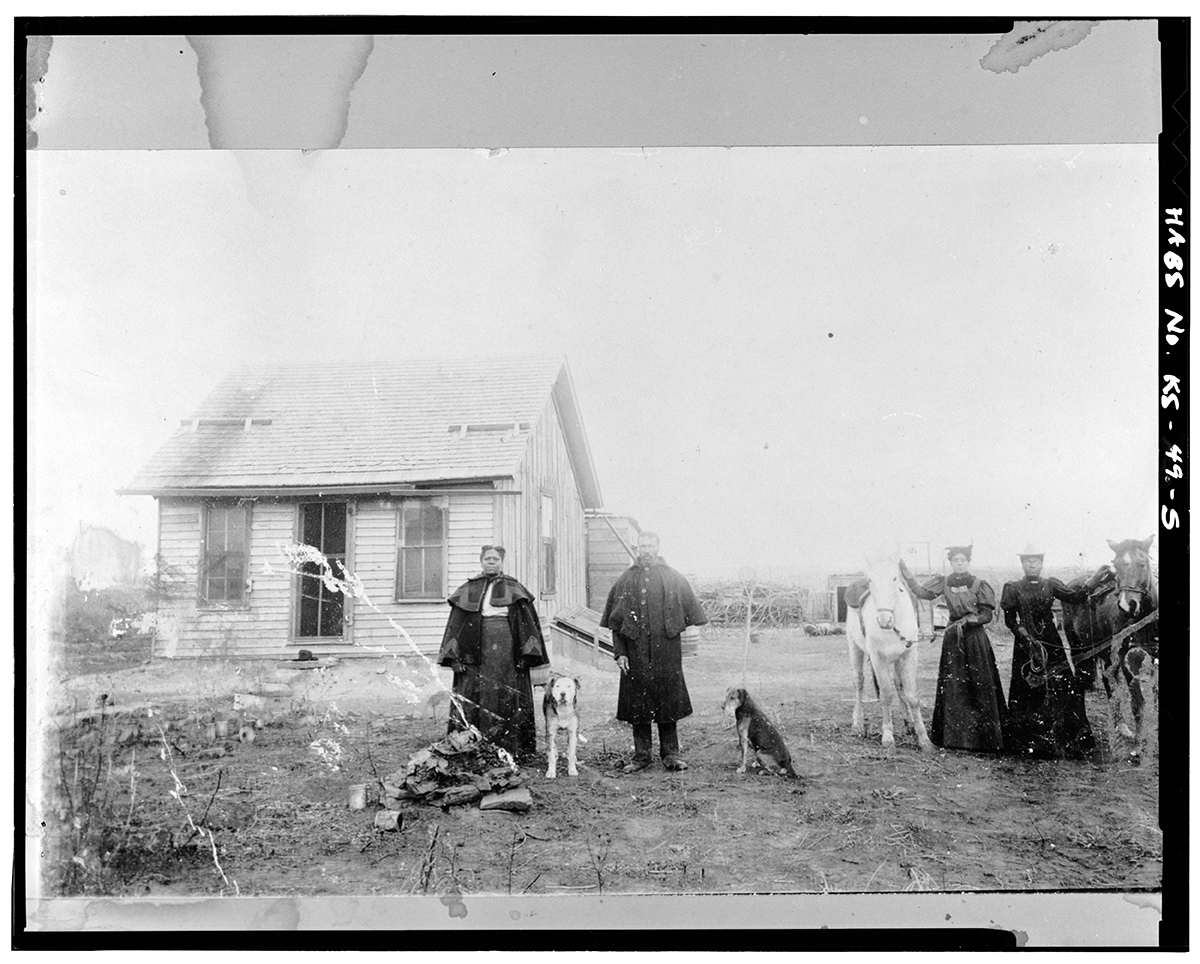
top-left (1018, 542), bottom-right (1045, 559)
top-left (945, 545), bottom-right (972, 561)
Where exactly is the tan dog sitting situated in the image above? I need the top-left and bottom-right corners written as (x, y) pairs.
top-left (722, 686), bottom-right (800, 780)
top-left (543, 675), bottom-right (581, 779)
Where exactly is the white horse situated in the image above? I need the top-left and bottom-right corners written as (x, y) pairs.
top-left (846, 556), bottom-right (934, 754)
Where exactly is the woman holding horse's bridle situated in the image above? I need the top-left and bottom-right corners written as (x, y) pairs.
top-left (1000, 545), bottom-right (1113, 760)
top-left (900, 546), bottom-right (1008, 752)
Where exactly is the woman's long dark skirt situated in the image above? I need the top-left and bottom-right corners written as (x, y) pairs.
top-left (449, 616), bottom-right (537, 758)
top-left (1006, 633), bottom-right (1096, 759)
top-left (930, 623), bottom-right (1008, 751)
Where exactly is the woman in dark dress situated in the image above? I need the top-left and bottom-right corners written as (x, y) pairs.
top-left (1001, 546), bottom-right (1109, 760)
top-left (900, 545), bottom-right (1007, 752)
top-left (436, 545), bottom-right (549, 759)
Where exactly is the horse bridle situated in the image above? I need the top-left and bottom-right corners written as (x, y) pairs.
top-left (870, 604), bottom-right (916, 649)
top-left (1085, 570), bottom-right (1158, 667)
top-left (1112, 555), bottom-right (1153, 598)
top-left (1115, 585), bottom-right (1151, 598)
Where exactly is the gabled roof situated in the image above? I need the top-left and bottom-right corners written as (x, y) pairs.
top-left (123, 356), bottom-right (603, 508)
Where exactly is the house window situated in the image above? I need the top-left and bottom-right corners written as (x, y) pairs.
top-left (298, 502), bottom-right (347, 638)
top-left (201, 502), bottom-right (251, 604)
top-left (540, 492), bottom-right (556, 595)
top-left (396, 499), bottom-right (446, 600)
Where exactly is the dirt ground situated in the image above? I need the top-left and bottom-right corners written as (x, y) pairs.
top-left (33, 626), bottom-right (1161, 899)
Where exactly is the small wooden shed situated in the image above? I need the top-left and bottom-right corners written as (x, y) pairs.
top-left (826, 570), bottom-right (945, 633)
top-left (585, 513), bottom-right (641, 611)
top-left (824, 573), bottom-right (865, 624)
top-left (122, 356), bottom-right (603, 660)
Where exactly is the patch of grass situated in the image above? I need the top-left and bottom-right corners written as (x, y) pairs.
top-left (56, 633), bottom-right (154, 678)
top-left (47, 700), bottom-right (205, 895)
top-left (877, 820), bottom-right (940, 856)
top-left (586, 830), bottom-right (613, 893)
top-left (1119, 809), bottom-right (1163, 862)
top-left (797, 801), bottom-right (874, 825)
top-left (814, 868), bottom-right (837, 893)
top-left (902, 865), bottom-right (937, 891)
top-left (1064, 826), bottom-right (1106, 850)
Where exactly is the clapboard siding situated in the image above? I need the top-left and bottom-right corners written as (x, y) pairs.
top-left (155, 498), bottom-right (296, 658)
top-left (498, 393), bottom-right (586, 626)
top-left (155, 495), bottom-right (496, 658)
top-left (349, 494), bottom-right (493, 656)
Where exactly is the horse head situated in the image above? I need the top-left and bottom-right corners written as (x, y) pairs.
top-left (1106, 536), bottom-right (1157, 621)
top-left (865, 558), bottom-right (920, 644)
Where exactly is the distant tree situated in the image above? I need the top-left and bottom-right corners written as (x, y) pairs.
top-left (144, 553), bottom-right (188, 609)
top-left (60, 579), bottom-right (146, 645)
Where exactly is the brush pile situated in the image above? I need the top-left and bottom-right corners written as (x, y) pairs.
top-left (383, 727), bottom-right (524, 808)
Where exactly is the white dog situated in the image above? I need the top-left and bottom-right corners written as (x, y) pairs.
top-left (543, 675), bottom-right (581, 779)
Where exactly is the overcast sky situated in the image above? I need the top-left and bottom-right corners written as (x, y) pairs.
top-left (30, 143), bottom-right (1157, 577)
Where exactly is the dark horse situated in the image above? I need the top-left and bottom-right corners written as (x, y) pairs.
top-left (1061, 536), bottom-right (1158, 761)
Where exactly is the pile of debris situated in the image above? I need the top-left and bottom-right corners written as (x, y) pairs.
top-left (381, 727), bottom-right (531, 812)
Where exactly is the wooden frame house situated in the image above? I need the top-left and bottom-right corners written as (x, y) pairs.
top-left (122, 357), bottom-right (603, 659)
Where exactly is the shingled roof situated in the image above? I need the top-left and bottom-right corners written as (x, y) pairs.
top-left (123, 356), bottom-right (603, 508)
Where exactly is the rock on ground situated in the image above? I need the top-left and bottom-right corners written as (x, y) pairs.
top-left (480, 787), bottom-right (533, 812)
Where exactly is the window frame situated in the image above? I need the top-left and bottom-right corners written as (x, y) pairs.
top-left (394, 497), bottom-right (449, 603)
top-left (539, 488), bottom-right (557, 598)
top-left (295, 500), bottom-right (349, 639)
top-left (198, 500), bottom-right (253, 609)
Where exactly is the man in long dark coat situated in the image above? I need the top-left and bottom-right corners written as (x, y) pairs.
top-left (600, 531), bottom-right (707, 772)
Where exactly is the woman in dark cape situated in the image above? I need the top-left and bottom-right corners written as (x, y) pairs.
top-left (1001, 546), bottom-right (1109, 760)
top-left (901, 545), bottom-right (1008, 752)
top-left (436, 545), bottom-right (549, 759)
